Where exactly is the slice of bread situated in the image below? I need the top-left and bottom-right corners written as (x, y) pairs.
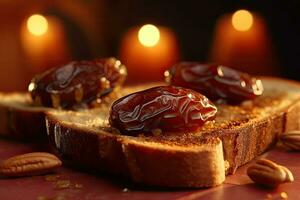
top-left (0, 92), bottom-right (49, 140)
top-left (45, 77), bottom-right (300, 187)
top-left (46, 108), bottom-right (225, 187)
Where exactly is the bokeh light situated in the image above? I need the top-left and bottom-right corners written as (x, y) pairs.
top-left (26, 14), bottom-right (48, 36)
top-left (231, 10), bottom-right (253, 31)
top-left (138, 24), bottom-right (160, 47)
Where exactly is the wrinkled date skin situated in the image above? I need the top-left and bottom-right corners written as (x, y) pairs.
top-left (29, 58), bottom-right (127, 109)
top-left (165, 62), bottom-right (264, 102)
top-left (109, 86), bottom-right (217, 136)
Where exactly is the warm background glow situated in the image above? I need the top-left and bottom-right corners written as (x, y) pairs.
top-left (120, 26), bottom-right (179, 82)
top-left (231, 10), bottom-right (253, 31)
top-left (26, 14), bottom-right (48, 36)
top-left (211, 11), bottom-right (278, 76)
top-left (138, 24), bottom-right (160, 47)
top-left (21, 16), bottom-right (70, 74)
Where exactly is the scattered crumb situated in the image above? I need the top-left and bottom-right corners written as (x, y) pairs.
top-left (45, 174), bottom-right (83, 190)
top-left (265, 194), bottom-right (272, 200)
top-left (122, 188), bottom-right (130, 192)
top-left (264, 192), bottom-right (289, 200)
top-left (54, 180), bottom-right (83, 190)
top-left (280, 192), bottom-right (288, 199)
top-left (37, 197), bottom-right (48, 200)
top-left (74, 183), bottom-right (83, 189)
top-left (152, 128), bottom-right (162, 136)
top-left (53, 196), bottom-right (66, 200)
top-left (55, 180), bottom-right (72, 189)
top-left (45, 175), bottom-right (60, 182)
top-left (37, 195), bottom-right (66, 200)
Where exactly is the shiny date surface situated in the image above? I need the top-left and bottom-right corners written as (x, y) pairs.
top-left (165, 62), bottom-right (264, 102)
top-left (29, 58), bottom-right (127, 109)
top-left (109, 86), bottom-right (217, 136)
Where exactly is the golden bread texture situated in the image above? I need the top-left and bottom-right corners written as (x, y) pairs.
top-left (45, 77), bottom-right (300, 187)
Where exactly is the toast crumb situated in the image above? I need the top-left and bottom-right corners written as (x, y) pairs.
top-left (55, 180), bottom-right (72, 189)
top-left (280, 192), bottom-right (288, 199)
top-left (45, 175), bottom-right (60, 182)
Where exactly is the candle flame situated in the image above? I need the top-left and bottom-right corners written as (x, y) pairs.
top-left (27, 14), bottom-right (48, 36)
top-left (231, 10), bottom-right (253, 31)
top-left (138, 24), bottom-right (160, 47)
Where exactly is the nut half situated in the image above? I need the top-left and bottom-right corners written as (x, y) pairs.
top-left (0, 152), bottom-right (62, 177)
top-left (280, 130), bottom-right (300, 151)
top-left (247, 158), bottom-right (294, 187)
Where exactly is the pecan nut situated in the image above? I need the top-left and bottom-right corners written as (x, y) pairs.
top-left (280, 130), bottom-right (300, 151)
top-left (247, 158), bottom-right (294, 187)
top-left (0, 152), bottom-right (62, 177)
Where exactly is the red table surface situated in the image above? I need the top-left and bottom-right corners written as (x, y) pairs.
top-left (0, 139), bottom-right (299, 200)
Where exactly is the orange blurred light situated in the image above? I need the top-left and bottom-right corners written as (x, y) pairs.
top-left (138, 24), bottom-right (160, 47)
top-left (120, 26), bottom-right (179, 82)
top-left (26, 14), bottom-right (48, 36)
top-left (231, 10), bottom-right (253, 31)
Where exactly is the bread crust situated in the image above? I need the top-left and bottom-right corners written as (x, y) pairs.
top-left (221, 77), bottom-right (300, 173)
top-left (221, 112), bottom-right (285, 173)
top-left (0, 93), bottom-right (47, 140)
top-left (122, 139), bottom-right (225, 187)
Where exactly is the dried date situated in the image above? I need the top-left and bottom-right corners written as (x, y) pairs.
top-left (109, 86), bottom-right (217, 135)
top-left (28, 57), bottom-right (127, 109)
top-left (165, 62), bottom-right (263, 102)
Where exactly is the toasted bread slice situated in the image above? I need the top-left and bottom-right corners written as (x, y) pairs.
top-left (0, 93), bottom-right (49, 140)
top-left (46, 108), bottom-right (225, 187)
top-left (45, 77), bottom-right (300, 187)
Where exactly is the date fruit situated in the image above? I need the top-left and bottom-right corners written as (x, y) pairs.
top-left (109, 86), bottom-right (217, 135)
top-left (165, 62), bottom-right (264, 102)
top-left (28, 57), bottom-right (127, 109)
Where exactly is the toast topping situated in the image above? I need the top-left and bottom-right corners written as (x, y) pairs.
top-left (165, 62), bottom-right (264, 102)
top-left (28, 57), bottom-right (127, 109)
top-left (109, 86), bottom-right (217, 136)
